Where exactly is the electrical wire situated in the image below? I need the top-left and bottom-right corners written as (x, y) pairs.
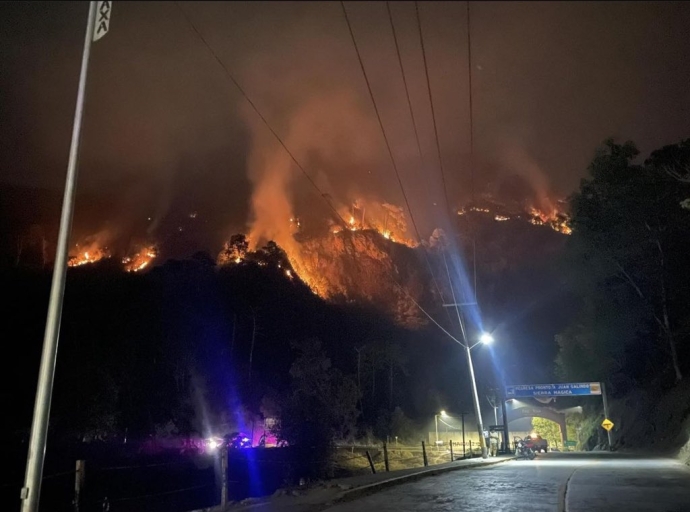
top-left (438, 417), bottom-right (462, 430)
top-left (179, 1), bottom-right (461, 344)
top-left (339, 1), bottom-right (419, 240)
top-left (466, 1), bottom-right (479, 302)
top-left (385, 0), bottom-right (456, 327)
top-left (175, 2), bottom-right (346, 227)
top-left (341, 0), bottom-right (464, 341)
top-left (441, 245), bottom-right (469, 348)
top-left (414, 1), bottom-right (451, 218)
top-left (416, 1), bottom-right (470, 345)
top-left (385, 1), bottom-right (424, 169)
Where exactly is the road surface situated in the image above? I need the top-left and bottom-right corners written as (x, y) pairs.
top-left (325, 452), bottom-right (690, 512)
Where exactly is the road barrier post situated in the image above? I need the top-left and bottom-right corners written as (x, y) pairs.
top-left (383, 443), bottom-right (390, 472)
top-left (602, 382), bottom-right (613, 451)
top-left (220, 447), bottom-right (228, 507)
top-left (449, 440), bottom-right (454, 461)
top-left (73, 459), bottom-right (85, 512)
top-left (422, 441), bottom-right (428, 467)
top-left (365, 451), bottom-right (376, 474)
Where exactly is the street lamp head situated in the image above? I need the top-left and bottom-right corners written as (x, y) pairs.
top-left (480, 332), bottom-right (494, 344)
top-left (440, 410), bottom-right (447, 418)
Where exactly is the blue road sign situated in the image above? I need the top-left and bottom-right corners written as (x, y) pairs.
top-left (505, 382), bottom-right (602, 398)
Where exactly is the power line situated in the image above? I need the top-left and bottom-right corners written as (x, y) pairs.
top-left (415, 1), bottom-right (472, 341)
top-left (466, 1), bottom-right (478, 301)
top-left (339, 1), bottom-right (418, 238)
top-left (178, 1), bottom-right (455, 342)
top-left (175, 2), bottom-right (346, 227)
top-left (414, 1), bottom-right (452, 218)
top-left (466, 1), bottom-right (475, 207)
top-left (385, 1), bottom-right (424, 169)
top-left (385, 1), bottom-right (455, 327)
top-left (342, 0), bottom-right (459, 337)
top-left (389, 271), bottom-right (465, 347)
top-left (441, 243), bottom-right (469, 348)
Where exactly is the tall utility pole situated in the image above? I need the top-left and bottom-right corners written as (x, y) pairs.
top-left (501, 387), bottom-right (510, 453)
top-left (435, 414), bottom-right (439, 445)
top-left (355, 346), bottom-right (364, 394)
top-left (464, 341), bottom-right (487, 458)
top-left (248, 313), bottom-right (258, 383)
top-left (20, 3), bottom-right (108, 511)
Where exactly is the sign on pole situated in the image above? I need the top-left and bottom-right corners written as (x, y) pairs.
top-left (505, 382), bottom-right (601, 398)
top-left (93, 1), bottom-right (112, 41)
top-left (601, 418), bottom-right (614, 431)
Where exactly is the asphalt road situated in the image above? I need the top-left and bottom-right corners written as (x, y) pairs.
top-left (324, 452), bottom-right (690, 512)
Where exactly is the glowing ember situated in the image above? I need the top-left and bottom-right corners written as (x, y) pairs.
top-left (234, 257), bottom-right (242, 264)
top-left (494, 215), bottom-right (510, 222)
top-left (123, 245), bottom-right (158, 272)
top-left (382, 230), bottom-right (391, 239)
top-left (285, 269), bottom-right (293, 279)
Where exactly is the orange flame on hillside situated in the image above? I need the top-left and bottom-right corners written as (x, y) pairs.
top-left (122, 245), bottom-right (158, 272)
top-left (528, 206), bottom-right (572, 235)
top-left (334, 200), bottom-right (417, 247)
top-left (68, 238), bottom-right (112, 267)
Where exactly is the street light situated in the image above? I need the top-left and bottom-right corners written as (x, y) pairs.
top-left (463, 333), bottom-right (491, 458)
top-left (435, 410), bottom-right (447, 446)
top-left (439, 243), bottom-right (492, 459)
top-left (482, 332), bottom-right (511, 454)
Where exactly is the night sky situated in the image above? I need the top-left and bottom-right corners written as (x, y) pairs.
top-left (2, 1), bottom-right (690, 251)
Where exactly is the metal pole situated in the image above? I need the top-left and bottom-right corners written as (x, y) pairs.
top-left (220, 448), bottom-right (228, 507)
top-left (461, 412), bottom-right (466, 458)
top-left (72, 460), bottom-right (85, 512)
top-left (501, 394), bottom-right (509, 454)
top-left (365, 450), bottom-right (376, 474)
top-left (383, 442), bottom-right (389, 472)
top-left (601, 382), bottom-right (613, 451)
top-left (20, 3), bottom-right (97, 511)
top-left (435, 415), bottom-right (439, 445)
top-left (465, 344), bottom-right (488, 458)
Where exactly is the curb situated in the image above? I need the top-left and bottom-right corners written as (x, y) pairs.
top-left (324, 456), bottom-right (515, 508)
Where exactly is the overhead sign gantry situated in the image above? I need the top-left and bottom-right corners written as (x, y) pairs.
top-left (505, 381), bottom-right (614, 450)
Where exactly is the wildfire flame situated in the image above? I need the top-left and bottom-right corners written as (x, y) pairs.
top-left (333, 200), bottom-right (416, 247)
top-left (527, 206), bottom-right (572, 235)
top-left (68, 241), bottom-right (111, 267)
top-left (459, 202), bottom-right (571, 235)
top-left (122, 245), bottom-right (158, 272)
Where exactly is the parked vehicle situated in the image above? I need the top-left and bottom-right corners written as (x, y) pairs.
top-left (514, 436), bottom-right (536, 460)
top-left (523, 433), bottom-right (548, 453)
top-left (223, 432), bottom-right (252, 449)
